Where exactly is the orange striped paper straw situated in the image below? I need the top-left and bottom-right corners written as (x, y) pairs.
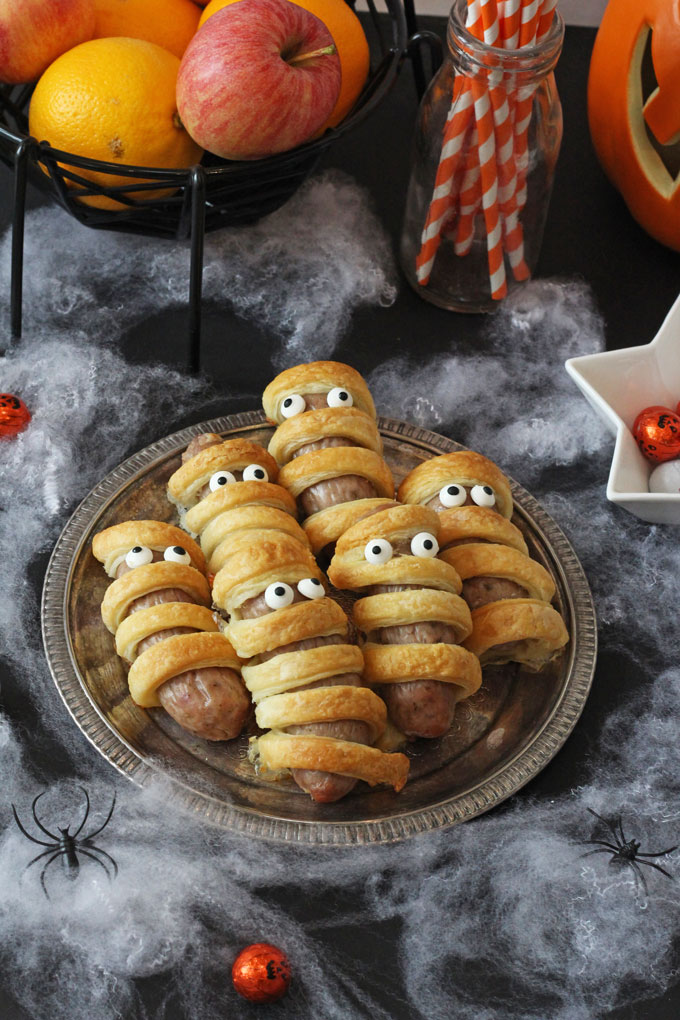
top-left (500, 0), bottom-right (521, 48)
top-left (472, 81), bottom-right (507, 298)
top-left (518, 0), bottom-right (541, 46)
top-left (454, 127), bottom-right (482, 255)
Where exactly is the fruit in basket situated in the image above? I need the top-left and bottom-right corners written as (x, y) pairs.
top-left (0, 0), bottom-right (95, 85)
top-left (198, 0), bottom-right (370, 129)
top-left (92, 0), bottom-right (201, 59)
top-left (28, 37), bottom-right (202, 210)
top-left (588, 0), bottom-right (680, 251)
top-left (177, 0), bottom-right (341, 160)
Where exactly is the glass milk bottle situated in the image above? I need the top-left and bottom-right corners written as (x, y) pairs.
top-left (400, 0), bottom-right (564, 312)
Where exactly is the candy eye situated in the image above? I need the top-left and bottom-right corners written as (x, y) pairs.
top-left (364, 538), bottom-right (393, 565)
top-left (297, 577), bottom-right (324, 600)
top-left (327, 387), bottom-right (353, 408)
top-left (471, 484), bottom-right (496, 508)
top-left (209, 470), bottom-right (236, 492)
top-left (264, 582), bottom-right (295, 610)
top-left (242, 463), bottom-right (269, 483)
top-left (280, 394), bottom-right (306, 418)
top-left (411, 532), bottom-right (439, 558)
top-left (439, 483), bottom-right (467, 508)
top-left (125, 545), bottom-right (153, 569)
top-left (163, 545), bottom-right (191, 565)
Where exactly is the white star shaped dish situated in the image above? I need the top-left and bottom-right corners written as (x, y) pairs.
top-left (565, 291), bottom-right (680, 525)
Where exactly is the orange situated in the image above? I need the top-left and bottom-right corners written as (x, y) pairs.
top-left (92, 0), bottom-right (201, 59)
top-left (198, 0), bottom-right (370, 129)
top-left (28, 37), bottom-right (203, 210)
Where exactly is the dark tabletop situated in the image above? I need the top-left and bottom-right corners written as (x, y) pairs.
top-left (1, 16), bottom-right (679, 1020)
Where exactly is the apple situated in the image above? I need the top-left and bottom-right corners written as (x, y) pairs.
top-left (0, 0), bottom-right (95, 84)
top-left (176, 0), bottom-right (341, 160)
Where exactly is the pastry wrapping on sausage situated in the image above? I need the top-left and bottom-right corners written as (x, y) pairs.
top-left (462, 598), bottom-right (569, 670)
top-left (328, 504), bottom-right (481, 740)
top-left (92, 520), bottom-right (250, 741)
top-left (262, 361), bottom-right (397, 556)
top-left (211, 529), bottom-right (409, 801)
top-left (167, 436), bottom-right (310, 573)
top-left (399, 451), bottom-right (569, 665)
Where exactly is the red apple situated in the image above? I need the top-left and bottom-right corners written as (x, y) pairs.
top-left (0, 0), bottom-right (95, 84)
top-left (176, 0), bottom-right (341, 160)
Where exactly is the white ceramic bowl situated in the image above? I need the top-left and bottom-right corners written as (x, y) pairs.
top-left (565, 291), bottom-right (680, 525)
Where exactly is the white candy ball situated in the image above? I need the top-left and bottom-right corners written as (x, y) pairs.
top-left (649, 459), bottom-right (680, 493)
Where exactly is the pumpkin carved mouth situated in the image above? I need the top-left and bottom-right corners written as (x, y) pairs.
top-left (636, 25), bottom-right (680, 189)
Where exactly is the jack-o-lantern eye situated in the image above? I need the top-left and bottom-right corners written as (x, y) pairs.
top-left (125, 545), bottom-right (153, 569)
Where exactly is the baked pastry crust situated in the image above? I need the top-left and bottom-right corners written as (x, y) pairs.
top-left (435, 505), bottom-right (528, 554)
top-left (462, 597), bottom-right (569, 669)
top-left (167, 439), bottom-right (279, 508)
top-left (183, 482), bottom-right (297, 539)
top-left (211, 532), bottom-right (321, 614)
top-left (440, 543), bottom-right (556, 603)
top-left (268, 406), bottom-right (382, 465)
top-left (250, 730), bottom-right (409, 791)
top-left (100, 561), bottom-right (211, 633)
top-left (227, 597), bottom-right (348, 659)
top-left (398, 450), bottom-right (513, 519)
top-left (333, 503), bottom-right (441, 553)
top-left (255, 685), bottom-right (387, 744)
top-left (303, 498), bottom-right (400, 555)
top-left (115, 602), bottom-right (219, 662)
top-left (278, 446), bottom-right (394, 500)
top-left (262, 361), bottom-right (377, 423)
top-left (243, 643), bottom-right (364, 702)
top-left (127, 631), bottom-right (242, 707)
top-left (329, 553), bottom-right (462, 595)
top-left (198, 504), bottom-right (308, 563)
top-left (362, 641), bottom-right (482, 695)
top-left (92, 520), bottom-right (205, 577)
top-left (209, 520), bottom-right (310, 575)
top-left (353, 588), bottom-right (473, 643)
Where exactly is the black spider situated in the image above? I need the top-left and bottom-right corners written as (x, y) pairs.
top-left (581, 808), bottom-right (677, 896)
top-left (12, 787), bottom-right (118, 899)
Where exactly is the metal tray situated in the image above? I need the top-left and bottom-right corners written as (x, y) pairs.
top-left (42, 413), bottom-right (597, 845)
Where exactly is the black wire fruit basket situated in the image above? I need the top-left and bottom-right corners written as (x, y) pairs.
top-left (0, 0), bottom-right (438, 368)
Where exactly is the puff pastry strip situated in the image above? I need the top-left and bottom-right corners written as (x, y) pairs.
top-left (303, 497), bottom-right (400, 556)
top-left (263, 360), bottom-right (377, 423)
top-left (353, 588), bottom-right (472, 644)
top-left (268, 406), bottom-right (383, 465)
top-left (278, 446), bottom-right (394, 500)
top-left (227, 597), bottom-right (348, 659)
top-left (183, 482), bottom-right (297, 540)
top-left (128, 631), bottom-right (242, 707)
top-left (434, 505), bottom-right (528, 554)
top-left (199, 505), bottom-right (308, 564)
top-left (255, 685), bottom-right (386, 743)
top-left (462, 598), bottom-right (569, 669)
top-left (440, 543), bottom-right (556, 604)
top-left (100, 561), bottom-right (211, 633)
top-left (167, 439), bottom-right (279, 509)
top-left (212, 532), bottom-right (321, 616)
top-left (362, 642), bottom-right (482, 696)
top-left (243, 643), bottom-right (365, 703)
top-left (398, 450), bottom-right (513, 519)
top-left (115, 602), bottom-right (219, 662)
top-left (92, 520), bottom-right (205, 577)
top-left (251, 731), bottom-right (409, 792)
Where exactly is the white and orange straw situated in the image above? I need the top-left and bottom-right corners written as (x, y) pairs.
top-left (415, 0), bottom-right (559, 298)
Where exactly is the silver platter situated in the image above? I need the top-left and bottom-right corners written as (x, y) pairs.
top-left (42, 413), bottom-right (597, 845)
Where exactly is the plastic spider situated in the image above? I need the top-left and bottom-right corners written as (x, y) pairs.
top-left (12, 787), bottom-right (118, 899)
top-left (581, 808), bottom-right (677, 895)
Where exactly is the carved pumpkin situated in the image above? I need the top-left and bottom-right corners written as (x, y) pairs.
top-left (588, 0), bottom-right (680, 251)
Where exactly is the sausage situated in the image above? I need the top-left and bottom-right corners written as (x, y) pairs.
top-left (116, 558), bottom-right (250, 741)
top-left (462, 576), bottom-right (528, 611)
top-left (238, 594), bottom-right (370, 802)
top-left (366, 581), bottom-right (458, 740)
top-left (181, 432), bottom-right (223, 463)
top-left (299, 475), bottom-right (377, 516)
top-left (294, 436), bottom-right (357, 458)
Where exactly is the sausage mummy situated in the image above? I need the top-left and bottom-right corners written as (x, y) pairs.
top-left (328, 504), bottom-right (482, 739)
top-left (212, 530), bottom-right (409, 801)
top-left (167, 434), bottom-right (409, 802)
top-left (91, 520), bottom-right (250, 741)
top-left (262, 361), bottom-right (398, 557)
top-left (398, 451), bottom-right (569, 670)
